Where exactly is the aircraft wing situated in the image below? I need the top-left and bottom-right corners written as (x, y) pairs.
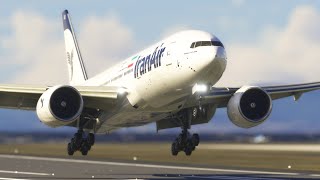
top-left (0, 84), bottom-right (120, 111)
top-left (198, 82), bottom-right (320, 108)
top-left (158, 82), bottom-right (320, 131)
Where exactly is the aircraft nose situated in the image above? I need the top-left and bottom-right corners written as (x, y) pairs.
top-left (215, 46), bottom-right (227, 61)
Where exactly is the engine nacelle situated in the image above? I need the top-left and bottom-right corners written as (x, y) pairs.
top-left (36, 85), bottom-right (83, 127)
top-left (227, 86), bottom-right (272, 128)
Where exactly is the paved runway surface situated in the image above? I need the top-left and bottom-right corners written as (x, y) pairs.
top-left (0, 154), bottom-right (319, 180)
top-left (200, 144), bottom-right (320, 152)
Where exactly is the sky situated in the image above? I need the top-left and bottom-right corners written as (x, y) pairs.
top-left (0, 0), bottom-right (320, 134)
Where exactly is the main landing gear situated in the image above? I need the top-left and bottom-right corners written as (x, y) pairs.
top-left (67, 130), bottom-right (95, 156)
top-left (171, 109), bottom-right (201, 156)
top-left (171, 129), bottom-right (200, 156)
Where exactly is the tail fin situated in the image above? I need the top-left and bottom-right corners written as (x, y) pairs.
top-left (62, 10), bottom-right (88, 85)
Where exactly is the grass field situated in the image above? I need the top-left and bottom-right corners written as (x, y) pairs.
top-left (1, 143), bottom-right (320, 173)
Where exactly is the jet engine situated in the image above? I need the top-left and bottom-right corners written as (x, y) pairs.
top-left (36, 85), bottom-right (83, 127)
top-left (227, 86), bottom-right (272, 128)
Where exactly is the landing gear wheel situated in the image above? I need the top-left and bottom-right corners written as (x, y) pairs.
top-left (72, 131), bottom-right (83, 150)
top-left (169, 107), bottom-right (205, 156)
top-left (177, 134), bottom-right (183, 146)
top-left (66, 129), bottom-right (95, 156)
top-left (171, 142), bottom-right (179, 156)
top-left (87, 133), bottom-right (95, 146)
top-left (67, 143), bottom-right (74, 156)
top-left (191, 141), bottom-right (196, 151)
top-left (192, 133), bottom-right (200, 146)
top-left (80, 141), bottom-right (89, 156)
top-left (184, 139), bottom-right (193, 156)
top-left (87, 143), bottom-right (92, 151)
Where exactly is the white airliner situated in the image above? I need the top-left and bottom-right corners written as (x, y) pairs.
top-left (1, 10), bottom-right (320, 156)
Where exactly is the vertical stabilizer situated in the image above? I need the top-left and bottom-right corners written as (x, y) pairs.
top-left (62, 10), bottom-right (88, 85)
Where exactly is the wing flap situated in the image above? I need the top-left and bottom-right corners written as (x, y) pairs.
top-left (0, 84), bottom-right (46, 110)
top-left (75, 86), bottom-right (119, 98)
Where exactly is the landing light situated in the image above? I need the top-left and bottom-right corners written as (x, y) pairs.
top-left (192, 84), bottom-right (208, 94)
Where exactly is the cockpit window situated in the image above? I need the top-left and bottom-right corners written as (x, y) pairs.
top-left (195, 41), bottom-right (201, 48)
top-left (203, 41), bottom-right (213, 46)
top-left (190, 41), bottom-right (224, 48)
top-left (212, 41), bottom-right (224, 47)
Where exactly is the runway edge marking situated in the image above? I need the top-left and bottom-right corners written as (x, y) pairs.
top-left (0, 178), bottom-right (31, 180)
top-left (0, 170), bottom-right (50, 176)
top-left (186, 175), bottom-right (286, 180)
top-left (0, 154), bottom-right (299, 176)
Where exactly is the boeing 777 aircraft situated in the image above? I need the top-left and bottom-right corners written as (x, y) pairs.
top-left (1, 10), bottom-right (319, 156)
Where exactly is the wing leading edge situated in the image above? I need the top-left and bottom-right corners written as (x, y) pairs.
top-left (0, 84), bottom-right (120, 111)
top-left (198, 82), bottom-right (320, 108)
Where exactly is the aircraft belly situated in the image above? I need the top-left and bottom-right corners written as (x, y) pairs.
top-left (96, 110), bottom-right (169, 133)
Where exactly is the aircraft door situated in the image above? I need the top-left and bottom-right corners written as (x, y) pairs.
top-left (164, 42), bottom-right (175, 67)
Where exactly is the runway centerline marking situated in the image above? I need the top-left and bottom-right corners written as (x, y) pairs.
top-left (0, 170), bottom-right (50, 176)
top-left (0, 154), bottom-right (299, 176)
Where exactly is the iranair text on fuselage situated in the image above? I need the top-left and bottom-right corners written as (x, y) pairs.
top-left (134, 44), bottom-right (166, 78)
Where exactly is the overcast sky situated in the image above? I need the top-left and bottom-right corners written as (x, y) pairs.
top-left (0, 0), bottom-right (320, 134)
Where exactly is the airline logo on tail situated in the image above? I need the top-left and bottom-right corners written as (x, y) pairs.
top-left (62, 9), bottom-right (88, 85)
top-left (67, 49), bottom-right (74, 80)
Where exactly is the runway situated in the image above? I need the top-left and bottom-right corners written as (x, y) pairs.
top-left (0, 154), bottom-right (319, 180)
top-left (200, 144), bottom-right (320, 152)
